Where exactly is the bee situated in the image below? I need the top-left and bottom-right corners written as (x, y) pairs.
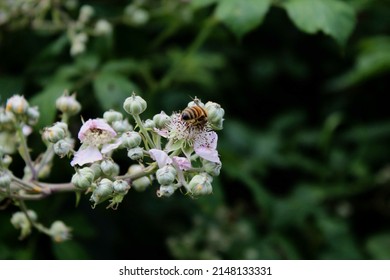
top-left (181, 98), bottom-right (208, 127)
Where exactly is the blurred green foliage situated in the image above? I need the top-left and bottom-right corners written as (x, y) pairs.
top-left (1, 0), bottom-right (390, 259)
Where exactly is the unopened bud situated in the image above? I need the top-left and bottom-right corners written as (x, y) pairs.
top-left (127, 147), bottom-right (143, 160)
top-left (103, 110), bottom-right (123, 123)
top-left (94, 19), bottom-right (112, 35)
top-left (26, 106), bottom-right (40, 125)
top-left (49, 221), bottom-right (72, 242)
top-left (42, 122), bottom-right (68, 143)
top-left (79, 5), bottom-right (94, 23)
top-left (90, 178), bottom-right (114, 206)
top-left (71, 167), bottom-right (95, 190)
top-left (10, 210), bottom-right (37, 239)
top-left (205, 101), bottom-right (224, 130)
top-left (113, 179), bottom-right (130, 194)
top-left (123, 93), bottom-right (147, 115)
top-left (188, 173), bottom-right (213, 195)
top-left (144, 119), bottom-right (155, 129)
top-left (53, 138), bottom-right (74, 158)
top-left (6, 95), bottom-right (29, 115)
top-left (56, 91), bottom-right (81, 116)
top-left (100, 159), bottom-right (119, 177)
top-left (156, 185), bottom-right (176, 197)
top-left (156, 165), bottom-right (177, 185)
top-left (153, 111), bottom-right (170, 129)
top-left (0, 172), bottom-right (11, 188)
top-left (121, 131), bottom-right (142, 149)
top-left (202, 160), bottom-right (222, 176)
top-left (111, 119), bottom-right (133, 133)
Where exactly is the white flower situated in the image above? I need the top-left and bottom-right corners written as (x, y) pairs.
top-left (71, 119), bottom-right (117, 166)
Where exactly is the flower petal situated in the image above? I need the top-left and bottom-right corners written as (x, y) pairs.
top-left (172, 156), bottom-right (191, 170)
top-left (149, 149), bottom-right (172, 168)
top-left (70, 145), bottom-right (103, 166)
top-left (194, 146), bottom-right (220, 163)
top-left (101, 138), bottom-right (122, 154)
top-left (78, 118), bottom-right (116, 141)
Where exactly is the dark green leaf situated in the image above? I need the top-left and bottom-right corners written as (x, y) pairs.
top-left (282, 0), bottom-right (356, 46)
top-left (366, 233), bottom-right (390, 259)
top-left (93, 73), bottom-right (138, 111)
top-left (215, 0), bottom-right (271, 37)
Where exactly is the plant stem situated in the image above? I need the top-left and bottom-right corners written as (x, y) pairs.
top-left (16, 125), bottom-right (37, 180)
top-left (133, 114), bottom-right (155, 149)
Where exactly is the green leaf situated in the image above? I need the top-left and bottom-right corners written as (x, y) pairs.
top-left (190, 0), bottom-right (218, 10)
top-left (30, 81), bottom-right (72, 130)
top-left (366, 233), bottom-right (390, 259)
top-left (328, 36), bottom-right (390, 90)
top-left (93, 73), bottom-right (138, 111)
top-left (281, 0), bottom-right (356, 46)
top-left (215, 0), bottom-right (271, 38)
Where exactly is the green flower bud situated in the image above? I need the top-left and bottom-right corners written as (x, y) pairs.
top-left (71, 167), bottom-right (95, 190)
top-left (79, 5), bottom-right (94, 23)
top-left (42, 122), bottom-right (68, 143)
top-left (0, 171), bottom-right (11, 188)
top-left (121, 131), bottom-right (142, 149)
top-left (101, 159), bottom-right (119, 177)
top-left (6, 95), bottom-right (29, 115)
top-left (205, 101), bottom-right (224, 130)
top-left (90, 178), bottom-right (114, 206)
top-left (0, 108), bottom-right (15, 129)
top-left (90, 163), bottom-right (102, 179)
top-left (26, 106), bottom-right (40, 125)
top-left (156, 165), bottom-right (177, 185)
top-left (188, 173), bottom-right (213, 195)
top-left (144, 119), bottom-right (155, 129)
top-left (111, 119), bottom-right (133, 133)
top-left (1, 154), bottom-right (12, 168)
top-left (53, 138), bottom-right (73, 158)
top-left (123, 93), bottom-right (147, 115)
top-left (10, 210), bottom-right (37, 239)
top-left (56, 92), bottom-right (81, 116)
top-left (202, 160), bottom-right (222, 176)
top-left (128, 164), bottom-right (150, 191)
top-left (153, 111), bottom-right (171, 129)
top-left (156, 185), bottom-right (176, 197)
top-left (49, 221), bottom-right (72, 243)
top-left (103, 110), bottom-right (123, 123)
top-left (94, 19), bottom-right (112, 35)
top-left (113, 179), bottom-right (130, 194)
top-left (127, 147), bottom-right (144, 160)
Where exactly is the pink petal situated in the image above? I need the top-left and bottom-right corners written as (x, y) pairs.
top-left (70, 145), bottom-right (103, 166)
top-left (172, 156), bottom-right (191, 170)
top-left (78, 119), bottom-right (116, 141)
top-left (149, 149), bottom-right (172, 168)
top-left (101, 138), bottom-right (122, 154)
top-left (153, 127), bottom-right (169, 138)
top-left (194, 146), bottom-right (220, 163)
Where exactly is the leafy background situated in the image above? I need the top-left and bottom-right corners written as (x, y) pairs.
top-left (1, 0), bottom-right (390, 259)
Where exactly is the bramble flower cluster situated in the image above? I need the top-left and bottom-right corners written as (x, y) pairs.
top-left (0, 90), bottom-right (224, 241)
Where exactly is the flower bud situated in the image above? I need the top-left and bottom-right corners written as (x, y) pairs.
top-left (26, 106), bottom-right (40, 125)
top-left (10, 210), bottom-right (37, 239)
top-left (202, 160), bottom-right (222, 176)
top-left (1, 154), bottom-right (12, 168)
top-left (49, 221), bottom-right (72, 242)
top-left (153, 111), bottom-right (171, 129)
top-left (94, 19), bottom-right (112, 35)
top-left (56, 92), bottom-right (81, 116)
top-left (156, 185), bottom-right (176, 197)
top-left (90, 163), bottom-right (102, 179)
top-left (156, 165), bottom-right (177, 185)
top-left (53, 138), bottom-right (74, 158)
top-left (205, 101), bottom-right (224, 130)
top-left (113, 179), bottom-right (130, 194)
top-left (103, 110), bottom-right (123, 123)
top-left (188, 98), bottom-right (205, 108)
top-left (79, 5), bottom-right (94, 23)
top-left (111, 119), bottom-right (133, 133)
top-left (188, 173), bottom-right (213, 195)
top-left (90, 178), bottom-right (114, 206)
top-left (101, 159), bottom-right (119, 177)
top-left (6, 95), bottom-right (29, 115)
top-left (127, 147), bottom-right (143, 160)
top-left (123, 93), bottom-right (147, 115)
top-left (71, 167), bottom-right (95, 190)
top-left (128, 164), bottom-right (150, 191)
top-left (0, 108), bottom-right (15, 129)
top-left (121, 131), bottom-right (142, 149)
top-left (42, 122), bottom-right (68, 143)
top-left (0, 171), bottom-right (11, 188)
top-left (144, 119), bottom-right (155, 129)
